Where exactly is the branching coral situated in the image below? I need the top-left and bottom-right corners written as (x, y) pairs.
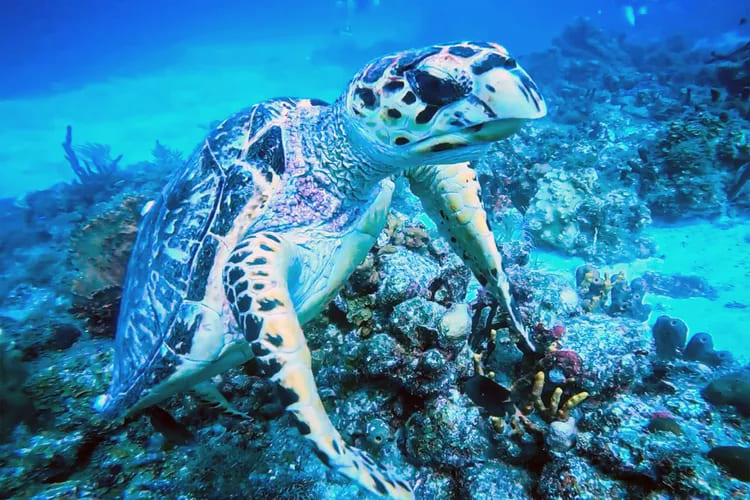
top-left (466, 346), bottom-right (588, 463)
top-left (575, 265), bottom-right (623, 313)
top-left (62, 125), bottom-right (122, 185)
top-left (576, 265), bottom-right (651, 321)
top-left (529, 371), bottom-right (589, 422)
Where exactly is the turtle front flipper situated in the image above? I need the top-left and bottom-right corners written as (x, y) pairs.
top-left (406, 162), bottom-right (535, 353)
top-left (223, 233), bottom-right (413, 500)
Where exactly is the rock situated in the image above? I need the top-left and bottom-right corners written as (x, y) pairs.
top-left (405, 396), bottom-right (490, 467)
top-left (46, 324), bottom-right (82, 351)
top-left (389, 297), bottom-right (445, 348)
top-left (431, 262), bottom-right (471, 305)
top-left (359, 333), bottom-right (406, 378)
top-left (547, 417), bottom-right (578, 454)
top-left (702, 369), bottom-right (750, 416)
top-left (412, 349), bottom-right (457, 398)
top-left (414, 471), bottom-right (456, 500)
top-left (708, 446), bottom-right (750, 482)
top-left (646, 414), bottom-right (683, 435)
top-left (538, 455), bottom-right (628, 499)
top-left (556, 315), bottom-right (651, 397)
top-left (437, 304), bottom-right (471, 350)
top-left (0, 333), bottom-right (35, 442)
top-left (376, 248), bottom-right (439, 306)
top-left (459, 461), bottom-right (533, 499)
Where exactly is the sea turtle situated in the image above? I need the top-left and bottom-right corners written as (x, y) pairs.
top-left (94, 41), bottom-right (546, 498)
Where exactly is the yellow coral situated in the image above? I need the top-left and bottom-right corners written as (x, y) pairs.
top-left (559, 391), bottom-right (589, 421)
top-left (530, 371), bottom-right (588, 422)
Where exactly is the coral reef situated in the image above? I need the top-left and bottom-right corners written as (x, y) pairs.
top-left (640, 271), bottom-right (718, 299)
top-left (523, 167), bottom-right (652, 260)
top-left (575, 264), bottom-right (651, 320)
top-left (68, 195), bottom-right (143, 298)
top-left (67, 195), bottom-right (144, 337)
top-left (0, 17), bottom-right (749, 500)
top-left (639, 115), bottom-right (738, 218)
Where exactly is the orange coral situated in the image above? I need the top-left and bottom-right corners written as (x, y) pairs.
top-left (68, 195), bottom-right (144, 337)
top-left (69, 195), bottom-right (143, 297)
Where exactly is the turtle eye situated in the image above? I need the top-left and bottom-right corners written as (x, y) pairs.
top-left (406, 70), bottom-right (469, 107)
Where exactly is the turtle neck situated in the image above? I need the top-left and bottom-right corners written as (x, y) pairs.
top-left (301, 98), bottom-right (397, 202)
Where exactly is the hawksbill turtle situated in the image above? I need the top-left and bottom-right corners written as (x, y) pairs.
top-left (94, 41), bottom-right (546, 498)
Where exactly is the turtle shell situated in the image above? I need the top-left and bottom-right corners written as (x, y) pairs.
top-left (100, 100), bottom-right (297, 415)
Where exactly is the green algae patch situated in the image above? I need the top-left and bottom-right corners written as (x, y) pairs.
top-left (646, 416), bottom-right (683, 435)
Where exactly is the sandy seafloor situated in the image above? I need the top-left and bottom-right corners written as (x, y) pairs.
top-left (2, 35), bottom-right (748, 361)
top-left (536, 220), bottom-right (750, 361)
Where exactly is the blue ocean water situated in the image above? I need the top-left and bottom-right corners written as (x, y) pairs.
top-left (0, 0), bottom-right (744, 194)
top-left (1, 1), bottom-right (750, 497)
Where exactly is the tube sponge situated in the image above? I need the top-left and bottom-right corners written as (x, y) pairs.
top-left (652, 315), bottom-right (687, 359)
top-left (684, 332), bottom-right (733, 366)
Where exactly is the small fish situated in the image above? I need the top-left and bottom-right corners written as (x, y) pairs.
top-left (623, 5), bottom-right (636, 26)
top-left (740, 17), bottom-right (747, 26)
top-left (146, 406), bottom-right (194, 445)
top-left (141, 199), bottom-right (155, 216)
top-left (463, 375), bottom-right (514, 416)
top-left (707, 41), bottom-right (750, 63)
top-left (725, 301), bottom-right (747, 309)
top-left (728, 162), bottom-right (750, 201)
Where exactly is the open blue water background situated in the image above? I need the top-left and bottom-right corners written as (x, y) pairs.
top-left (1, 0), bottom-right (749, 359)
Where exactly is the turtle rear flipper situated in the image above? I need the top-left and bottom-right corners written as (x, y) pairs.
top-left (192, 381), bottom-right (250, 419)
top-left (223, 233), bottom-right (413, 499)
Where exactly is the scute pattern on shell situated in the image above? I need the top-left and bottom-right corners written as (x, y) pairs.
top-left (110, 102), bottom-right (287, 392)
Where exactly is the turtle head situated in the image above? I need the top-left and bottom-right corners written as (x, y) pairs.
top-left (341, 42), bottom-right (546, 166)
